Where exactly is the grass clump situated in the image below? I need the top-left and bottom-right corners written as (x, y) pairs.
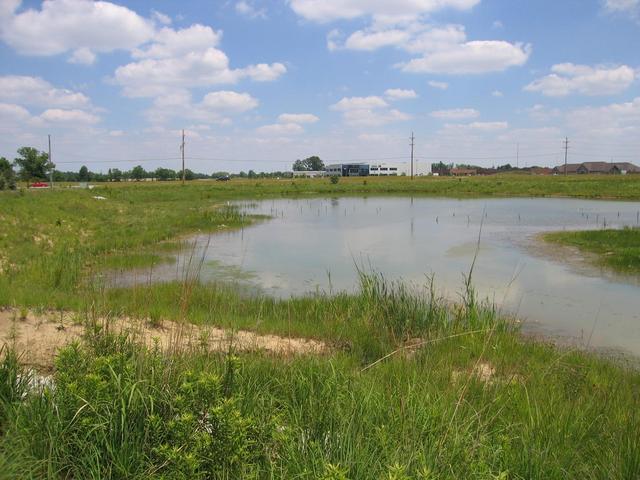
top-left (544, 226), bottom-right (640, 273)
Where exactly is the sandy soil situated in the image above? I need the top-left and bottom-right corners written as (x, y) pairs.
top-left (0, 308), bottom-right (327, 369)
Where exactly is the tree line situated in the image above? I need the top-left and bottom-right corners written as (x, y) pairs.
top-left (0, 146), bottom-right (314, 190)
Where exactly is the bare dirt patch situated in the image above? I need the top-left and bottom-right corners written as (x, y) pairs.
top-left (0, 308), bottom-right (327, 369)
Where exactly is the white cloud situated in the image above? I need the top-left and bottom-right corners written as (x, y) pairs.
top-left (0, 102), bottom-right (32, 121)
top-left (146, 90), bottom-right (259, 124)
top-left (40, 108), bottom-right (99, 124)
top-left (235, 1), bottom-right (267, 19)
top-left (277, 113), bottom-right (319, 123)
top-left (603, 0), bottom-right (639, 15)
top-left (492, 20), bottom-right (503, 29)
top-left (428, 80), bottom-right (448, 90)
top-left (0, 75), bottom-right (90, 108)
top-left (492, 90), bottom-right (504, 97)
top-left (1, 0), bottom-right (155, 59)
top-left (442, 121), bottom-right (508, 133)
top-left (288, 0), bottom-right (480, 23)
top-left (132, 25), bottom-right (221, 60)
top-left (256, 123), bottom-right (304, 136)
top-left (68, 47), bottom-right (96, 65)
top-left (328, 20), bottom-right (531, 75)
top-left (402, 40), bottom-right (531, 74)
top-left (115, 37), bottom-right (286, 97)
top-left (151, 10), bottom-right (172, 25)
top-left (202, 91), bottom-right (259, 113)
top-left (524, 64), bottom-right (637, 97)
top-left (430, 108), bottom-right (479, 119)
top-left (331, 95), bottom-right (410, 127)
top-left (331, 96), bottom-right (388, 111)
top-left (384, 88), bottom-right (418, 100)
top-left (567, 97), bottom-right (640, 135)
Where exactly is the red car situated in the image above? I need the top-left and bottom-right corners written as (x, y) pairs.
top-left (29, 182), bottom-right (49, 188)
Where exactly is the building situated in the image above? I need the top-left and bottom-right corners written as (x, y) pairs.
top-left (292, 170), bottom-right (325, 178)
top-left (325, 163), bottom-right (370, 177)
top-left (553, 163), bottom-right (582, 174)
top-left (369, 164), bottom-right (401, 176)
top-left (553, 162), bottom-right (640, 175)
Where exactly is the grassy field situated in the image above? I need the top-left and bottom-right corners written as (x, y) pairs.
top-left (544, 227), bottom-right (640, 273)
top-left (1, 176), bottom-right (640, 478)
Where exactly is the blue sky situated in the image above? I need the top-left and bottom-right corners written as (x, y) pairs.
top-left (1, 0), bottom-right (639, 174)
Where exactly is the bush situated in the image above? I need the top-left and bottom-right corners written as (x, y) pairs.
top-left (330, 175), bottom-right (339, 185)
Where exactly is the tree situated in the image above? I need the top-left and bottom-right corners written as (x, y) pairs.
top-left (108, 168), bottom-right (123, 182)
top-left (293, 156), bottom-right (324, 171)
top-left (248, 170), bottom-right (257, 179)
top-left (0, 157), bottom-right (16, 190)
top-left (130, 165), bottom-right (146, 181)
top-left (155, 167), bottom-right (177, 181)
top-left (78, 165), bottom-right (90, 181)
top-left (13, 147), bottom-right (52, 183)
top-left (183, 169), bottom-right (195, 181)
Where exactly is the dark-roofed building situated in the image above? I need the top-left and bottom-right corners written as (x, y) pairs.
top-left (577, 162), bottom-right (612, 174)
top-left (553, 163), bottom-right (582, 174)
top-left (611, 162), bottom-right (640, 174)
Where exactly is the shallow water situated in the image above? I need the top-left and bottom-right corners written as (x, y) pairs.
top-left (114, 197), bottom-right (640, 356)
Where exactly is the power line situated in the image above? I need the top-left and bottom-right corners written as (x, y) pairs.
top-left (181, 129), bottom-right (186, 185)
top-left (410, 132), bottom-right (415, 180)
top-left (563, 137), bottom-right (569, 175)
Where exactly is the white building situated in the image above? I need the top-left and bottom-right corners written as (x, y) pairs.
top-left (369, 163), bottom-right (402, 176)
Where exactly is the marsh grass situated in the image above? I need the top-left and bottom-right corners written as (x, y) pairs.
top-left (544, 226), bottom-right (640, 273)
top-left (1, 181), bottom-right (640, 478)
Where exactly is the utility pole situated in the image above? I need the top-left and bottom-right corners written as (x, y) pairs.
top-left (563, 137), bottom-right (569, 175)
top-left (181, 129), bottom-right (185, 185)
top-left (410, 131), bottom-right (415, 180)
top-left (516, 142), bottom-right (519, 169)
top-left (48, 134), bottom-right (53, 189)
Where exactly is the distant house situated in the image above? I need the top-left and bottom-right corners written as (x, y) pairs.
top-left (553, 162), bottom-right (640, 175)
top-left (611, 162), bottom-right (640, 174)
top-left (577, 162), bottom-right (613, 174)
top-left (552, 163), bottom-right (582, 174)
top-left (451, 167), bottom-right (477, 176)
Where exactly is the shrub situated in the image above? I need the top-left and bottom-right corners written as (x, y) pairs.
top-left (330, 175), bottom-right (339, 185)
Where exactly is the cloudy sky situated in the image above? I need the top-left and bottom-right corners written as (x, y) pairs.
top-left (0, 0), bottom-right (639, 174)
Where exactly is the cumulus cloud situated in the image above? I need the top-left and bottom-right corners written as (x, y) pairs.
top-left (40, 108), bottom-right (99, 124)
top-left (256, 123), bottom-right (304, 136)
top-left (331, 95), bottom-right (410, 127)
top-left (384, 88), bottom-right (418, 100)
top-left (524, 64), bottom-right (637, 97)
top-left (327, 20), bottom-right (530, 75)
top-left (235, 1), bottom-right (267, 19)
top-left (567, 96), bottom-right (640, 135)
top-left (277, 113), bottom-right (319, 123)
top-left (603, 0), bottom-right (639, 15)
top-left (146, 90), bottom-right (259, 124)
top-left (288, 0), bottom-right (480, 23)
top-left (430, 108), bottom-right (480, 119)
top-left (401, 39), bottom-right (531, 74)
top-left (68, 47), bottom-right (96, 65)
top-left (0, 0), bottom-right (155, 61)
top-left (428, 80), bottom-right (449, 90)
top-left (0, 75), bottom-right (90, 108)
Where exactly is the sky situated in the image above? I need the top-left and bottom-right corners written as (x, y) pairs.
top-left (0, 0), bottom-right (639, 175)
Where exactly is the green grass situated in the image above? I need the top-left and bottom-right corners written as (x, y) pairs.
top-left (1, 177), bottom-right (640, 478)
top-left (544, 227), bottom-right (640, 273)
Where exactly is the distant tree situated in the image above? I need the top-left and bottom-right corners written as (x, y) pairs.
top-left (108, 168), bottom-right (123, 182)
top-left (0, 157), bottom-right (17, 190)
top-left (130, 165), bottom-right (146, 181)
top-left (248, 169), bottom-right (257, 179)
top-left (155, 167), bottom-right (177, 181)
top-left (13, 147), bottom-right (52, 183)
top-left (238, 171), bottom-right (247, 178)
top-left (212, 171), bottom-right (230, 178)
top-left (78, 165), bottom-right (90, 181)
top-left (497, 164), bottom-right (513, 172)
top-left (183, 169), bottom-right (195, 181)
top-left (293, 156), bottom-right (324, 171)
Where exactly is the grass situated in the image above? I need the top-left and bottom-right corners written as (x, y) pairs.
top-left (544, 227), bottom-right (640, 273)
top-left (1, 176), bottom-right (640, 478)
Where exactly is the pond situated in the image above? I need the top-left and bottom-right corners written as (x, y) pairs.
top-left (113, 197), bottom-right (640, 356)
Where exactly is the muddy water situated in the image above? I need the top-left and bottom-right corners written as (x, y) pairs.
top-left (112, 197), bottom-right (640, 356)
